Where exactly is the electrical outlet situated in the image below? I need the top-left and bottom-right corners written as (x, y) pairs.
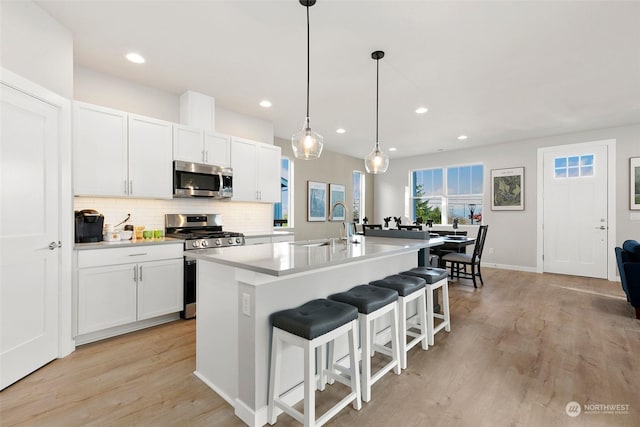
top-left (488, 248), bottom-right (495, 254)
top-left (242, 293), bottom-right (251, 316)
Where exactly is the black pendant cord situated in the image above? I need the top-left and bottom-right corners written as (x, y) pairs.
top-left (375, 56), bottom-right (379, 149)
top-left (306, 4), bottom-right (310, 120)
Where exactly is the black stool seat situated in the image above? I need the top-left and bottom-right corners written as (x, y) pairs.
top-left (400, 267), bottom-right (448, 284)
top-left (369, 274), bottom-right (426, 297)
top-left (271, 299), bottom-right (358, 340)
top-left (328, 285), bottom-right (399, 314)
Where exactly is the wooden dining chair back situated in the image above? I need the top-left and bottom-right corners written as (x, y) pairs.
top-left (442, 225), bottom-right (489, 288)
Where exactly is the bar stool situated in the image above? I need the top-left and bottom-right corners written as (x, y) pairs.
top-left (268, 299), bottom-right (361, 427)
top-left (369, 275), bottom-right (428, 369)
top-left (400, 267), bottom-right (450, 346)
top-left (328, 285), bottom-right (401, 402)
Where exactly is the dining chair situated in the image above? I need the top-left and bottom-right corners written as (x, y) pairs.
top-left (442, 225), bottom-right (489, 288)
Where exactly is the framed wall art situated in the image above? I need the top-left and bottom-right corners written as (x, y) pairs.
top-left (329, 184), bottom-right (346, 221)
top-left (631, 157), bottom-right (640, 210)
top-left (491, 167), bottom-right (524, 211)
top-left (307, 181), bottom-right (327, 221)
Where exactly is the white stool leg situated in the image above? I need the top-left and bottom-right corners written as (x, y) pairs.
top-left (360, 314), bottom-right (372, 402)
top-left (317, 345), bottom-right (326, 391)
top-left (304, 342), bottom-right (315, 427)
top-left (267, 329), bottom-right (282, 425)
top-left (390, 302), bottom-right (401, 375)
top-left (347, 320), bottom-right (362, 410)
top-left (398, 296), bottom-right (408, 369)
top-left (426, 286), bottom-right (435, 347)
top-left (443, 280), bottom-right (451, 332)
top-left (419, 290), bottom-right (428, 350)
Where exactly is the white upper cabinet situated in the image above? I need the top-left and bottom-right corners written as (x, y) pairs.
top-left (172, 124), bottom-right (203, 163)
top-left (173, 124), bottom-right (230, 167)
top-left (73, 102), bottom-right (128, 196)
top-left (204, 131), bottom-right (231, 167)
top-left (73, 102), bottom-right (172, 199)
top-left (128, 114), bottom-right (173, 199)
top-left (230, 137), bottom-right (281, 203)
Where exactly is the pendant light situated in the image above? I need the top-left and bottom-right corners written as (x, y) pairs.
top-left (292, 0), bottom-right (323, 160)
top-left (364, 50), bottom-right (389, 174)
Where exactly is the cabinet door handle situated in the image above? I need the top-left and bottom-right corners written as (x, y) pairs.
top-left (205, 150), bottom-right (209, 163)
top-left (124, 180), bottom-right (128, 195)
top-left (129, 180), bottom-right (133, 195)
top-left (139, 265), bottom-right (143, 281)
top-left (202, 149), bottom-right (205, 163)
top-left (128, 253), bottom-right (148, 257)
top-left (134, 265), bottom-right (138, 282)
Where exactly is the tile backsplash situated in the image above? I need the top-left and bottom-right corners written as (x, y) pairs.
top-left (74, 197), bottom-right (273, 235)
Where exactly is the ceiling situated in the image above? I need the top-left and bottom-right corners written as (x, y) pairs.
top-left (37, 0), bottom-right (640, 160)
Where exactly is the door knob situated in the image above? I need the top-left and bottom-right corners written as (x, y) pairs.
top-left (48, 241), bottom-right (61, 250)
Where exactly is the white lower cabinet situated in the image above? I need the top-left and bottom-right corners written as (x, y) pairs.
top-left (75, 244), bottom-right (183, 339)
top-left (137, 259), bottom-right (184, 320)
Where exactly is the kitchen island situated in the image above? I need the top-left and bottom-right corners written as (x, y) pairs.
top-left (189, 235), bottom-right (443, 427)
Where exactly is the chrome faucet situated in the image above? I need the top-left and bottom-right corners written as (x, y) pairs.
top-left (329, 201), bottom-right (348, 241)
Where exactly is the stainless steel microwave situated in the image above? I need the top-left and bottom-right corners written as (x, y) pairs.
top-left (173, 160), bottom-right (232, 199)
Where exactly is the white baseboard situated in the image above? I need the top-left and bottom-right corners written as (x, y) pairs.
top-left (74, 313), bottom-right (179, 346)
top-left (482, 263), bottom-right (537, 273)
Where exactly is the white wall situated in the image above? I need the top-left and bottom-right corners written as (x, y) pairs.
top-left (0, 0), bottom-right (73, 98)
top-left (374, 123), bottom-right (640, 270)
top-left (74, 66), bottom-right (180, 122)
top-left (73, 66), bottom-right (274, 144)
top-left (216, 107), bottom-right (274, 144)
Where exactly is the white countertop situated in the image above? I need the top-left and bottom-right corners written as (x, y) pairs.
top-left (188, 235), bottom-right (444, 276)
top-left (244, 230), bottom-right (295, 238)
top-left (74, 237), bottom-right (184, 250)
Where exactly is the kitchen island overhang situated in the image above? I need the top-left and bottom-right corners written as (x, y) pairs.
top-left (189, 236), bottom-right (443, 427)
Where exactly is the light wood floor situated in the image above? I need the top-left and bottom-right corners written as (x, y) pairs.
top-left (2, 269), bottom-right (639, 426)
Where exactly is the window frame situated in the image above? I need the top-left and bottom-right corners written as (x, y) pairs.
top-left (273, 156), bottom-right (294, 229)
top-left (409, 162), bottom-right (484, 225)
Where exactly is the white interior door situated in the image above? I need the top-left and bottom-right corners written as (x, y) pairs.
top-left (1, 83), bottom-right (60, 390)
top-left (542, 144), bottom-right (608, 278)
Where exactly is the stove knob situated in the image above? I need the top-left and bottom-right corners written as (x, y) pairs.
top-left (215, 239), bottom-right (221, 246)
top-left (192, 241), bottom-right (199, 248)
top-left (236, 238), bottom-right (242, 244)
top-left (201, 240), bottom-right (209, 247)
top-left (228, 238), bottom-right (234, 245)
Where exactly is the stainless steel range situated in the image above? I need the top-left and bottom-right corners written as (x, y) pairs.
top-left (165, 213), bottom-right (245, 319)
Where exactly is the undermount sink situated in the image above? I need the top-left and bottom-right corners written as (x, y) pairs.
top-left (289, 239), bottom-right (333, 247)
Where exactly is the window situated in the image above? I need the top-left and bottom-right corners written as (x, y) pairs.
top-left (273, 157), bottom-right (292, 227)
top-left (353, 171), bottom-right (365, 222)
top-left (411, 164), bottom-right (484, 225)
top-left (554, 154), bottom-right (594, 178)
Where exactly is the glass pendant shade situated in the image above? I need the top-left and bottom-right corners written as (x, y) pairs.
top-left (365, 50), bottom-right (389, 174)
top-left (292, 117), bottom-right (323, 160)
top-left (364, 145), bottom-right (389, 174)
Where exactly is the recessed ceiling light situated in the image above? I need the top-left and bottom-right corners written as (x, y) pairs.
top-left (415, 107), bottom-right (429, 114)
top-left (259, 100), bottom-right (272, 108)
top-left (457, 135), bottom-right (468, 140)
top-left (125, 52), bottom-right (145, 64)
top-left (388, 147), bottom-right (397, 152)
top-left (336, 128), bottom-right (346, 134)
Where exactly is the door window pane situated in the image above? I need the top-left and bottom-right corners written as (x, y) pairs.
top-left (273, 157), bottom-right (291, 227)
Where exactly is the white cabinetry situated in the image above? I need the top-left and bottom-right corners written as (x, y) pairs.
top-left (73, 102), bottom-right (172, 198)
top-left (231, 137), bottom-right (281, 202)
top-left (75, 244), bottom-right (183, 341)
top-left (173, 124), bottom-right (230, 167)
